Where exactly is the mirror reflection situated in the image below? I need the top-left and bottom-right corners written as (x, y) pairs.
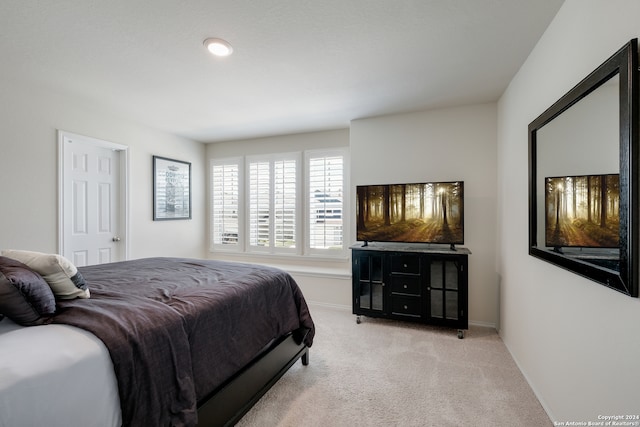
top-left (535, 74), bottom-right (620, 270)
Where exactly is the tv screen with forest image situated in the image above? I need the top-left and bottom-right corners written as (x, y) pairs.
top-left (356, 181), bottom-right (464, 244)
top-left (545, 174), bottom-right (620, 248)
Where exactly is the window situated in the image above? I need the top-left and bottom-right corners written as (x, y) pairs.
top-left (211, 159), bottom-right (241, 249)
top-left (210, 148), bottom-right (348, 258)
top-left (307, 150), bottom-right (346, 253)
top-left (247, 153), bottom-right (299, 253)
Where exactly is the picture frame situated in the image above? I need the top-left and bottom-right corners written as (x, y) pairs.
top-left (153, 156), bottom-right (191, 220)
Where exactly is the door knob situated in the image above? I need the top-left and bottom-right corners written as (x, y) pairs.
top-left (112, 237), bottom-right (121, 242)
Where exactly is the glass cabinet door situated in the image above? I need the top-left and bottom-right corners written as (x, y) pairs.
top-left (356, 252), bottom-right (384, 312)
top-left (429, 259), bottom-right (460, 321)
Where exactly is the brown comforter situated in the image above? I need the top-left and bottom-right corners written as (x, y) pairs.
top-left (51, 257), bottom-right (315, 427)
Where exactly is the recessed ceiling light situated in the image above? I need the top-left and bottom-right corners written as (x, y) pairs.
top-left (203, 38), bottom-right (233, 57)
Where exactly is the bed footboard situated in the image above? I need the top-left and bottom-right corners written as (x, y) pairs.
top-left (197, 332), bottom-right (309, 427)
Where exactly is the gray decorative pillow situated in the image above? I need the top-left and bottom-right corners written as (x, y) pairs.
top-left (0, 256), bottom-right (57, 326)
top-left (1, 250), bottom-right (89, 299)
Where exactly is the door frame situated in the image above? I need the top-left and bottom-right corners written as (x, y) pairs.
top-left (57, 130), bottom-right (130, 262)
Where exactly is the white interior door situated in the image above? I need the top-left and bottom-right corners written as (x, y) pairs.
top-left (59, 131), bottom-right (128, 266)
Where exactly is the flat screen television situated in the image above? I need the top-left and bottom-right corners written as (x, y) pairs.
top-left (544, 173), bottom-right (619, 248)
top-left (356, 181), bottom-right (464, 246)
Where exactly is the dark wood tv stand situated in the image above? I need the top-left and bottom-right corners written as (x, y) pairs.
top-left (350, 243), bottom-right (470, 338)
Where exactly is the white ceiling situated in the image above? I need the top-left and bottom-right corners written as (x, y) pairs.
top-left (0, 0), bottom-right (564, 143)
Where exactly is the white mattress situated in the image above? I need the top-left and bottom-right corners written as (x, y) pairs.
top-left (0, 318), bottom-right (121, 427)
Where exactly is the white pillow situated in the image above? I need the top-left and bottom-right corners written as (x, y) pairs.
top-left (0, 250), bottom-right (90, 299)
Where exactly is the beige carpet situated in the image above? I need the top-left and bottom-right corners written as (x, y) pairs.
top-left (236, 304), bottom-right (551, 427)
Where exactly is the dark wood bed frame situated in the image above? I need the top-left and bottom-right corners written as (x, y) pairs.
top-left (197, 332), bottom-right (309, 426)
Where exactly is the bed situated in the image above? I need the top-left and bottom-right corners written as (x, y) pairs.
top-left (0, 255), bottom-right (315, 427)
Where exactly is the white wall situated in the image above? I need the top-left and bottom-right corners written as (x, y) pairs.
top-left (497, 0), bottom-right (640, 421)
top-left (0, 79), bottom-right (206, 259)
top-left (350, 103), bottom-right (498, 326)
top-left (206, 128), bottom-right (349, 158)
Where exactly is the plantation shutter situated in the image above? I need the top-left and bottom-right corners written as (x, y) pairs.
top-left (211, 162), bottom-right (239, 246)
top-left (274, 159), bottom-right (297, 248)
top-left (212, 149), bottom-right (345, 257)
top-left (249, 161), bottom-right (270, 247)
top-left (308, 154), bottom-right (344, 250)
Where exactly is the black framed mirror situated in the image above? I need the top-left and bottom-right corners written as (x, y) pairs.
top-left (528, 39), bottom-right (639, 297)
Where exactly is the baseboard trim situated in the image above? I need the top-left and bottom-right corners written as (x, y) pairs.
top-left (469, 320), bottom-right (497, 329)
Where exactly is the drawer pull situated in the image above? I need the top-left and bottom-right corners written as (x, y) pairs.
top-left (404, 263), bottom-right (408, 268)
top-left (404, 305), bottom-right (408, 310)
top-left (403, 284), bottom-right (408, 289)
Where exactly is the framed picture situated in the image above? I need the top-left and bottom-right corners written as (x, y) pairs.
top-left (153, 156), bottom-right (191, 220)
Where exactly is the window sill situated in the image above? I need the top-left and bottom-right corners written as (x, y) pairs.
top-left (207, 250), bottom-right (351, 279)
top-left (209, 248), bottom-right (348, 261)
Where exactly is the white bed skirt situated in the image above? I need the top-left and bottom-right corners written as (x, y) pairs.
top-left (0, 318), bottom-right (121, 427)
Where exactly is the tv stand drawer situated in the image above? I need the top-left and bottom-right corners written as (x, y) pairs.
top-left (391, 295), bottom-right (422, 317)
top-left (390, 254), bottom-right (420, 274)
top-left (390, 276), bottom-right (421, 296)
